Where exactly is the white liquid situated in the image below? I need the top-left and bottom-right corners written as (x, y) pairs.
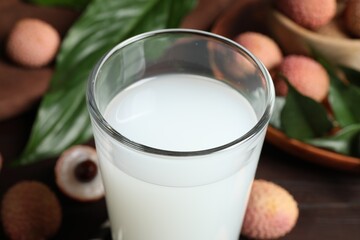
top-left (93, 74), bottom-right (266, 240)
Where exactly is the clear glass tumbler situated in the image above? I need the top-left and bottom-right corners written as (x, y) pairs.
top-left (87, 29), bottom-right (274, 240)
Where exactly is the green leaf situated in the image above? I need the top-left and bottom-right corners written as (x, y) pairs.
top-left (15, 0), bottom-right (196, 166)
top-left (280, 81), bottom-right (333, 140)
top-left (327, 70), bottom-right (360, 127)
top-left (306, 124), bottom-right (360, 157)
top-left (329, 76), bottom-right (360, 127)
top-left (316, 57), bottom-right (360, 127)
top-left (28, 0), bottom-right (91, 10)
top-left (339, 65), bottom-right (360, 88)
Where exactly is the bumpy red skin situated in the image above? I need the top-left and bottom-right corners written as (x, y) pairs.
top-left (234, 32), bottom-right (283, 70)
top-left (6, 18), bottom-right (60, 68)
top-left (1, 181), bottom-right (62, 240)
top-left (274, 55), bottom-right (330, 102)
top-left (275, 0), bottom-right (337, 29)
top-left (242, 179), bottom-right (299, 239)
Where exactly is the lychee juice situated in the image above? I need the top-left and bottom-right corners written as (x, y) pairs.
top-left (91, 73), bottom-right (267, 240)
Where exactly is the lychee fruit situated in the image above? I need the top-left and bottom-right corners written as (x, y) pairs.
top-left (6, 18), bottom-right (60, 68)
top-left (274, 55), bottom-right (330, 102)
top-left (344, 0), bottom-right (360, 37)
top-left (275, 0), bottom-right (337, 29)
top-left (242, 179), bottom-right (299, 239)
top-left (55, 145), bottom-right (105, 202)
top-left (234, 32), bottom-right (283, 70)
top-left (1, 181), bottom-right (62, 240)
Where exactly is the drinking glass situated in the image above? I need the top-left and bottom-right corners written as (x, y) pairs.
top-left (87, 29), bottom-right (274, 240)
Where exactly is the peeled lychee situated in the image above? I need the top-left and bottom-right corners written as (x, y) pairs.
top-left (55, 145), bottom-right (105, 202)
top-left (344, 0), bottom-right (360, 37)
top-left (242, 179), bottom-right (299, 239)
top-left (234, 32), bottom-right (283, 70)
top-left (6, 18), bottom-right (60, 68)
top-left (1, 181), bottom-right (62, 240)
top-left (275, 0), bottom-right (337, 29)
top-left (274, 55), bottom-right (330, 102)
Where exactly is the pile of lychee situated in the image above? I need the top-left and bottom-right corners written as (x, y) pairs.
top-left (235, 31), bottom-right (330, 103)
top-left (275, 0), bottom-right (360, 38)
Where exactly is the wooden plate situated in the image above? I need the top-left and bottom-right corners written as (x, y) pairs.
top-left (211, 0), bottom-right (360, 172)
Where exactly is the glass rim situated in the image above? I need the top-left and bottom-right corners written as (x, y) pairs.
top-left (87, 28), bottom-right (275, 157)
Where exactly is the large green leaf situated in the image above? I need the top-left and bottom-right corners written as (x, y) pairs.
top-left (16, 0), bottom-right (196, 166)
top-left (306, 124), bottom-right (360, 157)
top-left (280, 81), bottom-right (333, 140)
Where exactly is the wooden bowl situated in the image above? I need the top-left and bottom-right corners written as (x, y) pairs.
top-left (267, 9), bottom-right (360, 71)
top-left (267, 126), bottom-right (360, 172)
top-left (212, 0), bottom-right (360, 172)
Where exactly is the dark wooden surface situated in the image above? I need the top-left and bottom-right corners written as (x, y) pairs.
top-left (0, 107), bottom-right (359, 240)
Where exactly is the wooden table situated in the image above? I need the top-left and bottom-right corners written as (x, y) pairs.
top-left (0, 107), bottom-right (359, 240)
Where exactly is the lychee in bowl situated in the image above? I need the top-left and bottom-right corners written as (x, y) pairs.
top-left (267, 9), bottom-right (360, 71)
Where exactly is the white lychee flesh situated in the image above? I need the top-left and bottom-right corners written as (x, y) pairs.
top-left (55, 145), bottom-right (105, 202)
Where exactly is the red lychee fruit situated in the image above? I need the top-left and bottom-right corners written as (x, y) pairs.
top-left (6, 18), bottom-right (60, 68)
top-left (242, 179), bottom-right (299, 239)
top-left (1, 181), bottom-right (62, 240)
top-left (275, 0), bottom-right (337, 29)
top-left (274, 55), bottom-right (330, 102)
top-left (234, 32), bottom-right (283, 70)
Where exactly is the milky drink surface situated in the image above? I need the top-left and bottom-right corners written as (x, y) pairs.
top-left (94, 73), bottom-right (264, 240)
